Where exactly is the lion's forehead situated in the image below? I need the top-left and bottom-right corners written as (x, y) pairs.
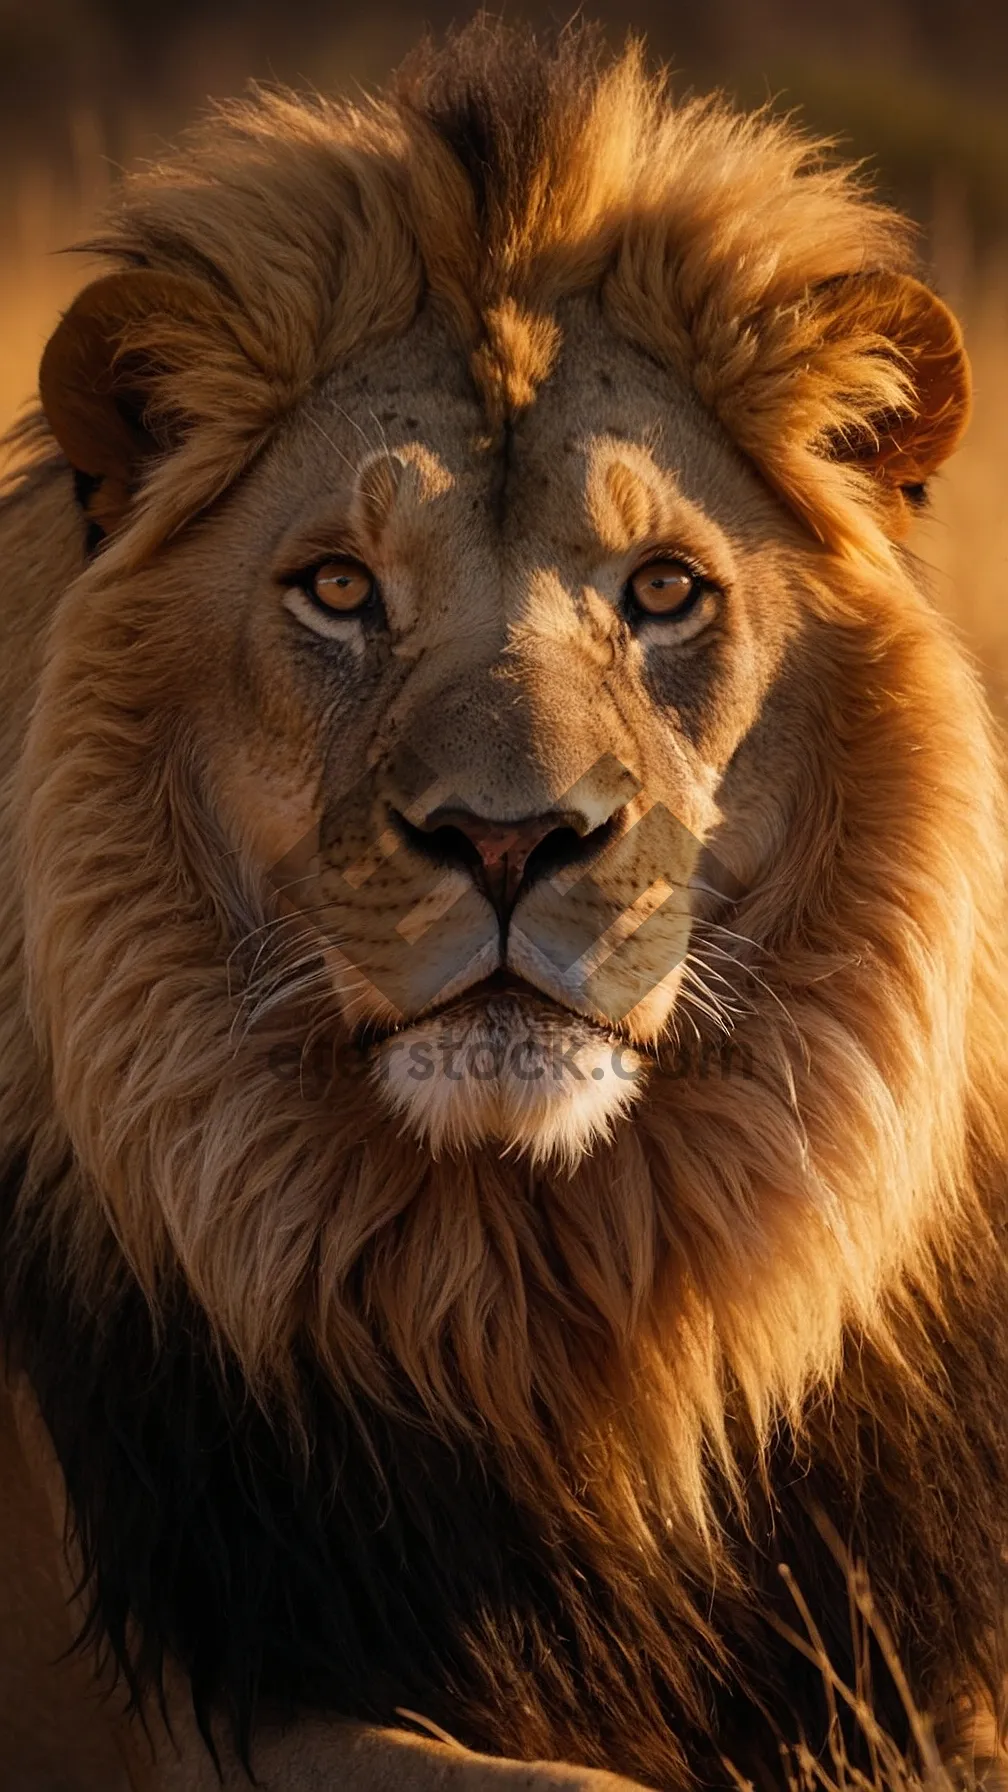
top-left (291, 301), bottom-right (753, 576)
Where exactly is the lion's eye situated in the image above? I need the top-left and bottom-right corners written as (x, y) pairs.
top-left (305, 559), bottom-right (375, 613)
top-left (282, 556), bottom-right (380, 642)
top-left (628, 560), bottom-right (700, 616)
top-left (625, 558), bottom-right (719, 637)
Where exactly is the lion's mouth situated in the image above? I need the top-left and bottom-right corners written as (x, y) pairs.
top-left (352, 967), bottom-right (572, 1050)
top-left (364, 963), bottom-right (651, 1161)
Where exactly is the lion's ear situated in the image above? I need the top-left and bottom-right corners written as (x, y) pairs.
top-left (823, 272), bottom-right (971, 501)
top-left (39, 269), bottom-right (209, 542)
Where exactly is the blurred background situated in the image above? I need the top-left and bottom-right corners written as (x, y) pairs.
top-left (1, 0), bottom-right (1005, 709)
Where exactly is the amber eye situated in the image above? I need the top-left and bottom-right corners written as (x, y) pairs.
top-left (628, 559), bottom-right (706, 617)
top-left (306, 559), bottom-right (375, 613)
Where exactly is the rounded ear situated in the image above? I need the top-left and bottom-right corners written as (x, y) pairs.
top-left (39, 269), bottom-right (209, 539)
top-left (824, 271), bottom-right (971, 495)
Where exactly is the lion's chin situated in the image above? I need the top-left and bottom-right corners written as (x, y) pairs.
top-left (369, 995), bottom-right (648, 1165)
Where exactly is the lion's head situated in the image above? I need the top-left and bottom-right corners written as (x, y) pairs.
top-left (2, 24), bottom-right (1003, 1548)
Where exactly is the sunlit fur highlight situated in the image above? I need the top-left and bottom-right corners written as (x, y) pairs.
top-left (1, 18), bottom-right (1006, 1669)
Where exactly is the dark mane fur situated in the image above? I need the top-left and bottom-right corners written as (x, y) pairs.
top-left (397, 21), bottom-right (611, 231)
top-left (5, 1150), bottom-right (1008, 1786)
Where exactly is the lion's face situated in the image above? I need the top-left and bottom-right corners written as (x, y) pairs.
top-left (167, 300), bottom-right (801, 1160)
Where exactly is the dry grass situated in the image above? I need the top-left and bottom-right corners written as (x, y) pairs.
top-left (761, 1518), bottom-right (957, 1792)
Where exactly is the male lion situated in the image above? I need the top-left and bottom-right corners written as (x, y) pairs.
top-left (1, 20), bottom-right (1006, 1792)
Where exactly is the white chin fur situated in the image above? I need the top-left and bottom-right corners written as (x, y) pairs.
top-left (370, 996), bottom-right (648, 1166)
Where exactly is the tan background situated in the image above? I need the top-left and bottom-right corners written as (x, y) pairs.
top-left (1, 0), bottom-right (1005, 710)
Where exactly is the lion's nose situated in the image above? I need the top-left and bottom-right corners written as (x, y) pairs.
top-left (396, 805), bottom-right (617, 924)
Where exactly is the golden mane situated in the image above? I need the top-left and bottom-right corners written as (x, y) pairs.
top-left (2, 21), bottom-right (1007, 1783)
top-left (21, 21), bottom-right (925, 568)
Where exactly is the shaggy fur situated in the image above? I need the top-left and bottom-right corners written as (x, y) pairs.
top-left (0, 20), bottom-right (1006, 1792)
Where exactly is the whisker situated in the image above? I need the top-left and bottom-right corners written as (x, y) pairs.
top-left (677, 957), bottom-right (736, 1036)
top-left (332, 403), bottom-right (386, 462)
top-left (366, 406), bottom-right (394, 462)
top-left (690, 932), bottom-right (799, 1038)
top-left (306, 411), bottom-right (362, 479)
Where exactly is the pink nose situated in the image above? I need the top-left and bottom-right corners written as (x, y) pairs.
top-left (416, 808), bottom-right (587, 918)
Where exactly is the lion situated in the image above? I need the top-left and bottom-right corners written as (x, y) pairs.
top-left (1, 18), bottom-right (1006, 1792)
